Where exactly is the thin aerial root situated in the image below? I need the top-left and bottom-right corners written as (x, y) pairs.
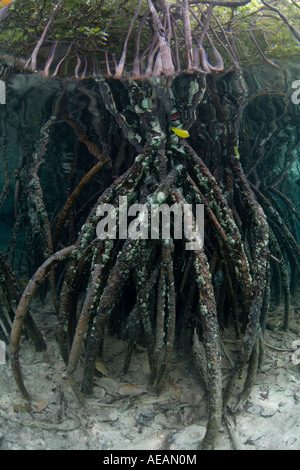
top-left (222, 361), bottom-right (243, 411)
top-left (52, 157), bottom-right (110, 250)
top-left (58, 257), bottom-right (79, 365)
top-left (0, 252), bottom-right (46, 351)
top-left (251, 182), bottom-right (300, 264)
top-left (233, 336), bottom-right (260, 412)
top-left (10, 245), bottom-right (76, 400)
top-left (269, 230), bottom-right (290, 331)
top-left (67, 242), bottom-right (109, 399)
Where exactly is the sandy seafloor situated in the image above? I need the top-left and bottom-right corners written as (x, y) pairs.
top-left (0, 294), bottom-right (300, 451)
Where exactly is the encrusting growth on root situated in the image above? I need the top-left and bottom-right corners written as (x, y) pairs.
top-left (4, 71), bottom-right (299, 450)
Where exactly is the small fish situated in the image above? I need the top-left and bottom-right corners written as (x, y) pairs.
top-left (233, 146), bottom-right (240, 160)
top-left (171, 127), bottom-right (190, 138)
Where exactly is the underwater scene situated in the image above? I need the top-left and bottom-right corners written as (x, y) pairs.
top-left (0, 0), bottom-right (299, 452)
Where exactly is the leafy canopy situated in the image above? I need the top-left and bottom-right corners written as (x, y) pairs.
top-left (0, 0), bottom-right (299, 77)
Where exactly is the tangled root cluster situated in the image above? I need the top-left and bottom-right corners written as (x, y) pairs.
top-left (0, 71), bottom-right (299, 449)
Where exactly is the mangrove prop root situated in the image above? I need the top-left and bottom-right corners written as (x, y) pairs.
top-left (81, 238), bottom-right (142, 394)
top-left (5, 75), bottom-right (300, 450)
top-left (194, 246), bottom-right (222, 450)
top-left (123, 260), bottom-right (161, 376)
top-left (57, 151), bottom-right (152, 365)
top-left (154, 243), bottom-right (176, 394)
top-left (10, 245), bottom-right (76, 401)
top-left (233, 335), bottom-right (260, 411)
top-left (0, 253), bottom-right (46, 351)
top-left (52, 157), bottom-right (110, 250)
top-left (66, 240), bottom-right (112, 400)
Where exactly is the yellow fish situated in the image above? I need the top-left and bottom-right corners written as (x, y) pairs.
top-left (0, 0), bottom-right (13, 6)
top-left (171, 127), bottom-right (190, 138)
top-left (233, 146), bottom-right (240, 160)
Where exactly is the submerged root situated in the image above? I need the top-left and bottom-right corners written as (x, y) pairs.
top-left (5, 74), bottom-right (299, 450)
